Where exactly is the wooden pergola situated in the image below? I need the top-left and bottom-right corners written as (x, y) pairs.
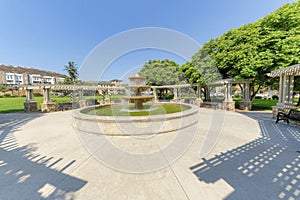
top-left (202, 79), bottom-right (252, 111)
top-left (269, 64), bottom-right (300, 106)
top-left (268, 64), bottom-right (300, 117)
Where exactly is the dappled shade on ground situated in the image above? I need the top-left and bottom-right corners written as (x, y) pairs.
top-left (190, 112), bottom-right (300, 200)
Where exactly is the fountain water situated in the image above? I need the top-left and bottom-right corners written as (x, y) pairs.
top-left (122, 75), bottom-right (154, 110)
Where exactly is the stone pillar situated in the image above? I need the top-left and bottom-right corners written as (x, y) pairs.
top-left (78, 89), bottom-right (86, 107)
top-left (102, 89), bottom-right (110, 104)
top-left (178, 88), bottom-right (182, 99)
top-left (172, 88), bottom-right (178, 102)
top-left (197, 86), bottom-right (201, 98)
top-left (153, 88), bottom-right (158, 102)
top-left (239, 101), bottom-right (252, 111)
top-left (78, 89), bottom-right (84, 101)
top-left (223, 101), bottom-right (235, 111)
top-left (240, 82), bottom-right (252, 110)
top-left (223, 83), bottom-right (235, 111)
top-left (205, 86), bottom-right (210, 101)
top-left (43, 88), bottom-right (51, 103)
top-left (41, 87), bottom-right (56, 112)
top-left (224, 83), bottom-right (233, 101)
top-left (283, 75), bottom-right (294, 105)
top-left (277, 75), bottom-right (284, 106)
top-left (277, 75), bottom-right (294, 106)
top-left (26, 89), bottom-right (34, 102)
top-left (24, 88), bottom-right (38, 112)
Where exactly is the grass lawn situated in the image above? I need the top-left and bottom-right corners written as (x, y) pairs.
top-left (0, 96), bottom-right (73, 113)
top-left (233, 98), bottom-right (278, 111)
top-left (251, 99), bottom-right (278, 110)
top-left (0, 95), bottom-right (119, 113)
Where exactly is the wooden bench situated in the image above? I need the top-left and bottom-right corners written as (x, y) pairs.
top-left (276, 109), bottom-right (300, 124)
top-left (272, 105), bottom-right (294, 119)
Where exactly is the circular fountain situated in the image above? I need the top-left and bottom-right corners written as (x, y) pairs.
top-left (73, 75), bottom-right (199, 136)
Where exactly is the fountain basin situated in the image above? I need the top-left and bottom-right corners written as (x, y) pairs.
top-left (73, 103), bottom-right (199, 136)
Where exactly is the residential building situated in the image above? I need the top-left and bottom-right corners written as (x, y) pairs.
top-left (5, 73), bottom-right (23, 85)
top-left (42, 76), bottom-right (55, 84)
top-left (98, 81), bottom-right (114, 88)
top-left (110, 79), bottom-right (122, 86)
top-left (29, 74), bottom-right (42, 84)
top-left (55, 77), bottom-right (65, 84)
top-left (0, 64), bottom-right (66, 85)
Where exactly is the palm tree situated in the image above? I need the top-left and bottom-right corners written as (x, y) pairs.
top-left (64, 61), bottom-right (78, 84)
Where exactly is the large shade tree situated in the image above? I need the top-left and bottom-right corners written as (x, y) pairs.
top-left (139, 59), bottom-right (185, 86)
top-left (139, 59), bottom-right (186, 99)
top-left (191, 1), bottom-right (300, 100)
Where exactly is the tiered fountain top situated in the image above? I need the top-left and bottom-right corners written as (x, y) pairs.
top-left (128, 74), bottom-right (147, 85)
top-left (123, 74), bottom-right (154, 110)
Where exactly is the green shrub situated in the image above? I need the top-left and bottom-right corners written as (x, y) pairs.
top-left (234, 94), bottom-right (242, 99)
top-left (3, 94), bottom-right (11, 98)
top-left (255, 96), bottom-right (262, 99)
top-left (164, 94), bottom-right (174, 100)
top-left (272, 95), bottom-right (279, 100)
top-left (34, 93), bottom-right (43, 97)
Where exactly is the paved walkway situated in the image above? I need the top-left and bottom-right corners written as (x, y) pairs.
top-left (0, 109), bottom-right (299, 199)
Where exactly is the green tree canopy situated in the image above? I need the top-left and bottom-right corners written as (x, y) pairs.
top-left (191, 1), bottom-right (300, 99)
top-left (139, 60), bottom-right (186, 86)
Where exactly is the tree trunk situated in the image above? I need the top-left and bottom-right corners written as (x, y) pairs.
top-left (238, 83), bottom-right (243, 95)
top-left (250, 84), bottom-right (261, 101)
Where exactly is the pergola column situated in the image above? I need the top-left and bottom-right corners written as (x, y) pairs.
top-left (26, 89), bottom-right (34, 102)
top-left (282, 75), bottom-right (294, 105)
top-left (42, 87), bottom-right (56, 112)
top-left (205, 86), bottom-right (210, 101)
top-left (78, 89), bottom-right (84, 101)
top-left (178, 88), bottom-right (182, 99)
top-left (223, 83), bottom-right (235, 111)
top-left (224, 83), bottom-right (233, 101)
top-left (105, 89), bottom-right (110, 100)
top-left (78, 89), bottom-right (86, 107)
top-left (24, 88), bottom-right (38, 112)
top-left (101, 89), bottom-right (110, 104)
top-left (173, 88), bottom-right (178, 100)
top-left (43, 88), bottom-right (51, 103)
top-left (152, 88), bottom-right (158, 102)
top-left (195, 85), bottom-right (203, 107)
top-left (277, 74), bottom-right (294, 106)
top-left (197, 85), bottom-right (201, 98)
top-left (278, 75), bottom-right (284, 105)
top-left (240, 82), bottom-right (252, 110)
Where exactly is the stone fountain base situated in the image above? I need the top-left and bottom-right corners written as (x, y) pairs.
top-left (72, 103), bottom-right (199, 136)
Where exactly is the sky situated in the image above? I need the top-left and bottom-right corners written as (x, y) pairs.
top-left (0, 0), bottom-right (297, 81)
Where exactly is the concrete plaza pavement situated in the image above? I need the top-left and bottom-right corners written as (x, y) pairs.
top-left (0, 108), bottom-right (299, 199)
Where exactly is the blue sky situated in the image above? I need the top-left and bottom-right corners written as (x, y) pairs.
top-left (0, 0), bottom-right (296, 81)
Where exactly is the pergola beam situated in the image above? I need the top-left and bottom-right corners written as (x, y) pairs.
top-left (269, 64), bottom-right (300, 77)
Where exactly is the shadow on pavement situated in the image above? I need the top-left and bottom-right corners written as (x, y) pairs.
top-left (190, 112), bottom-right (300, 200)
top-left (0, 113), bottom-right (87, 199)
